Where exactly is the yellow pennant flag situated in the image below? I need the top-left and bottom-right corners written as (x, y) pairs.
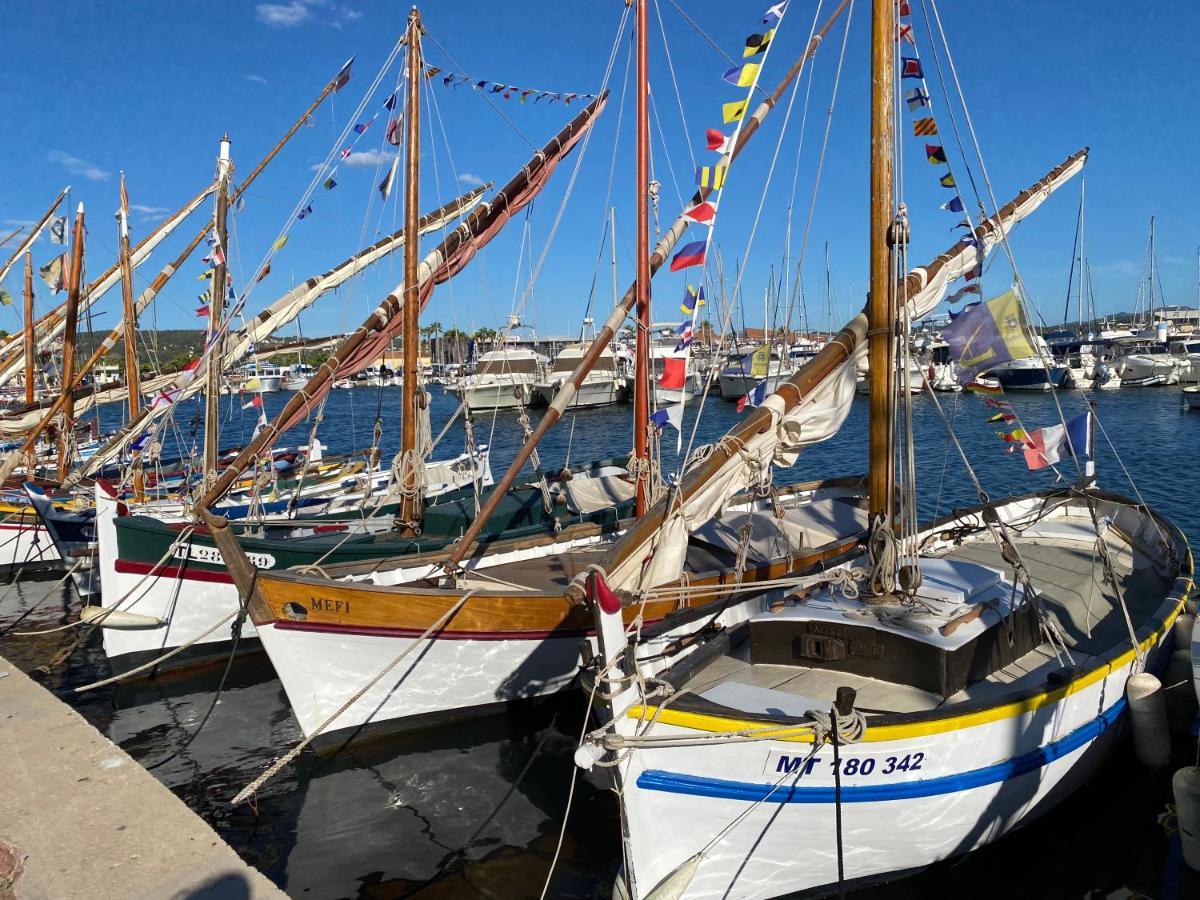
top-left (243, 377), bottom-right (262, 391)
top-left (272, 235), bottom-right (289, 251)
top-left (722, 99), bottom-right (748, 124)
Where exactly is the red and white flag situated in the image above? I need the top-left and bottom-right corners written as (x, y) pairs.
top-left (705, 128), bottom-right (732, 154)
top-left (683, 199), bottom-right (718, 224)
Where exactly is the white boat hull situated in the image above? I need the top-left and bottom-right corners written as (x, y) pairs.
top-left (456, 380), bottom-right (536, 411)
top-left (535, 377), bottom-right (625, 408)
top-left (0, 515), bottom-right (61, 575)
top-left (93, 447), bottom-right (492, 671)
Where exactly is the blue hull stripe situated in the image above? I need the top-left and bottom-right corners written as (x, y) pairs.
top-left (636, 698), bottom-right (1125, 804)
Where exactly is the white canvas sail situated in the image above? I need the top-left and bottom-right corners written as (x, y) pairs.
top-left (604, 150), bottom-right (1088, 592)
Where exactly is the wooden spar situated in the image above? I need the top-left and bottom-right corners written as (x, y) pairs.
top-left (587, 148), bottom-right (1090, 593)
top-left (0, 58), bottom-right (345, 386)
top-left (0, 226), bottom-right (23, 250)
top-left (23, 253), bottom-right (34, 406)
top-left (867, 0), bottom-right (896, 530)
top-left (203, 135), bottom-right (233, 488)
top-left (196, 95), bottom-right (608, 512)
top-left (633, 0), bottom-right (650, 517)
top-left (397, 6), bottom-right (424, 533)
top-left (118, 172), bottom-right (145, 497)
top-left (56, 203), bottom-right (85, 482)
top-left (56, 186), bottom-right (487, 489)
top-left (438, 0), bottom-right (852, 570)
top-left (0, 188), bottom-right (68, 286)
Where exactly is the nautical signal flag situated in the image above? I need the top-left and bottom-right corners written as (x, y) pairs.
top-left (683, 198), bottom-right (718, 223)
top-left (383, 91), bottom-right (398, 111)
top-left (244, 377), bottom-right (262, 392)
top-left (650, 404), bottom-right (683, 433)
top-left (242, 394), bottom-right (263, 410)
top-left (744, 29), bottom-right (775, 57)
top-left (675, 320), bottom-right (694, 352)
top-left (722, 63), bottom-right (760, 87)
top-left (913, 117), bottom-right (937, 136)
top-left (939, 172), bottom-right (957, 188)
top-left (255, 263), bottom-right (271, 283)
top-left (297, 205), bottom-right (313, 220)
top-left (323, 176), bottom-right (337, 190)
top-left (722, 99), bottom-right (749, 124)
top-left (926, 143), bottom-right (947, 164)
top-left (737, 379), bottom-right (769, 412)
top-left (762, 1), bottom-right (788, 24)
top-left (706, 128), bottom-right (733, 153)
top-left (196, 305), bottom-right (210, 317)
top-left (334, 58), bottom-right (353, 91)
top-left (680, 285), bottom-right (705, 315)
top-left (197, 270), bottom-right (214, 281)
top-left (340, 148), bottom-right (352, 159)
top-left (906, 87), bottom-right (930, 111)
top-left (670, 240), bottom-right (708, 271)
top-left (272, 236), bottom-right (289, 251)
top-left (353, 119), bottom-right (372, 135)
top-left (941, 289), bottom-right (1037, 385)
top-left (898, 23), bottom-right (915, 46)
top-left (987, 412), bottom-right (1015, 423)
top-left (948, 284), bottom-right (981, 303)
top-left (1023, 412), bottom-right (1091, 471)
top-left (696, 166), bottom-right (727, 189)
top-left (899, 0), bottom-right (911, 14)
top-left (659, 355), bottom-right (687, 389)
top-left (380, 155), bottom-right (400, 201)
top-left (901, 58), bottom-right (923, 79)
top-left (386, 116), bottom-right (403, 146)
top-left (1001, 428), bottom-right (1029, 445)
top-left (942, 196), bottom-right (964, 213)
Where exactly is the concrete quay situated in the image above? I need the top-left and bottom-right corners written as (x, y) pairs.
top-left (0, 656), bottom-right (286, 900)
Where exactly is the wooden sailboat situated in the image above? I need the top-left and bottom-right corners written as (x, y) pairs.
top-left (87, 17), bottom-right (613, 674)
top-left (196, 0), bottom-right (880, 745)
top-left (572, 4), bottom-right (1191, 898)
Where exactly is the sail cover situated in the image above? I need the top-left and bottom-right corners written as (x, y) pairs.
top-left (604, 149), bottom-right (1088, 592)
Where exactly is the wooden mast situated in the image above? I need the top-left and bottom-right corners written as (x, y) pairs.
top-left (23, 253), bottom-right (34, 406)
top-left (435, 1), bottom-right (852, 571)
top-left (118, 172), bottom-right (145, 496)
top-left (866, 0), bottom-right (896, 539)
top-left (56, 203), bottom-right (85, 482)
top-left (633, 0), bottom-right (651, 516)
top-left (195, 97), bottom-right (607, 512)
top-left (203, 135), bottom-right (233, 489)
top-left (397, 6), bottom-right (424, 533)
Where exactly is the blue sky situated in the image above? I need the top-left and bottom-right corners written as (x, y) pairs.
top-left (1, 0), bottom-right (1197, 343)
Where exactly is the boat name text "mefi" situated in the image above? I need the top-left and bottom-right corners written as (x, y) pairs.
top-left (174, 544), bottom-right (276, 569)
top-left (309, 597), bottom-right (352, 614)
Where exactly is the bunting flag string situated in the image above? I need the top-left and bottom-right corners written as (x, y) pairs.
top-left (655, 0), bottom-right (791, 436)
top-left (421, 65), bottom-right (599, 105)
top-left (896, 5), bottom-right (972, 234)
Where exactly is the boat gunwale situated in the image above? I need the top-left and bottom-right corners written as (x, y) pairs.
top-left (621, 486), bottom-right (1193, 744)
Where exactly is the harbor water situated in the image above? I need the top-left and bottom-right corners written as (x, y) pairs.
top-left (2, 384), bottom-right (1198, 898)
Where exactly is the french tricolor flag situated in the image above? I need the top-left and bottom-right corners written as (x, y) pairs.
top-left (670, 240), bottom-right (708, 272)
top-left (736, 379), bottom-right (768, 412)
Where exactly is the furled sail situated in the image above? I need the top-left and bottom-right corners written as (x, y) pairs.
top-left (71, 185), bottom-right (489, 478)
top-left (0, 185), bottom-right (215, 389)
top-left (599, 148), bottom-right (1089, 593)
top-left (193, 94), bottom-right (609, 510)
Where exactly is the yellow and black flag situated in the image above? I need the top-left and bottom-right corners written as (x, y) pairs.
top-left (744, 28), bottom-right (775, 58)
top-left (913, 116), bottom-right (937, 136)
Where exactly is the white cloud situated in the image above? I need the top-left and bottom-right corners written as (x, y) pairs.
top-left (244, 74), bottom-right (269, 85)
top-left (256, 1), bottom-right (360, 29)
top-left (457, 172), bottom-right (485, 187)
top-left (47, 150), bottom-right (110, 182)
top-left (130, 204), bottom-right (170, 221)
top-left (342, 148), bottom-right (397, 168)
top-left (256, 2), bottom-right (310, 27)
